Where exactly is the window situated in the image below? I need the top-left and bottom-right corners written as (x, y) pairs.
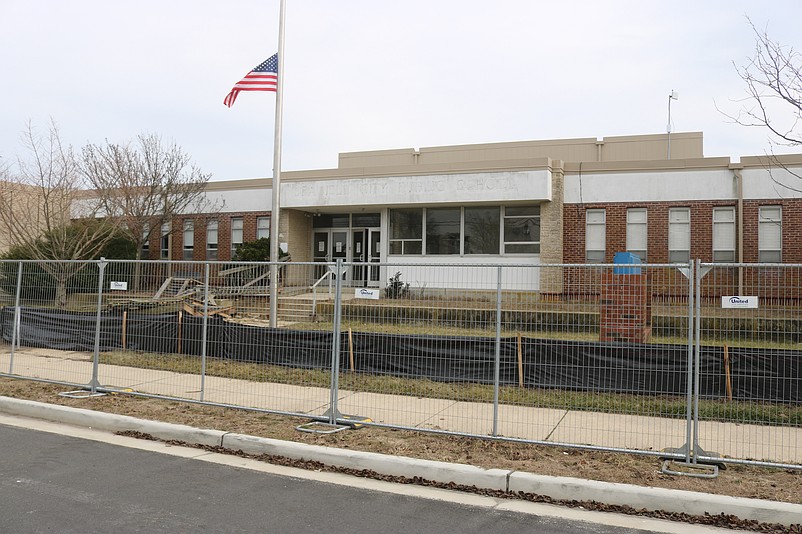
top-left (759, 206), bottom-right (782, 262)
top-left (256, 217), bottom-right (270, 240)
top-left (712, 207), bottom-right (735, 262)
top-left (160, 222), bottom-right (171, 259)
top-left (389, 209), bottom-right (423, 255)
top-left (464, 207), bottom-right (500, 254)
top-left (668, 208), bottom-right (690, 263)
top-left (626, 208), bottom-right (647, 261)
top-left (388, 205), bottom-right (538, 256)
top-left (141, 223), bottom-right (150, 258)
top-left (585, 209), bottom-right (605, 263)
top-left (503, 206), bottom-right (540, 254)
top-left (231, 217), bottom-right (243, 257)
top-left (426, 208), bottom-right (461, 254)
top-left (183, 220), bottom-right (194, 261)
top-left (206, 220), bottom-right (218, 260)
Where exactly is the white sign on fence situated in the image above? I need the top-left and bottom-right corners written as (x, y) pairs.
top-left (110, 281), bottom-right (128, 291)
top-left (355, 288), bottom-right (380, 300)
top-left (721, 296), bottom-right (758, 309)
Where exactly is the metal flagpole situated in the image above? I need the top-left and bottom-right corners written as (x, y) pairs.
top-left (269, 0), bottom-right (286, 328)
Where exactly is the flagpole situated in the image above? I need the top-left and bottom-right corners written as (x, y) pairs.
top-left (269, 0), bottom-right (286, 328)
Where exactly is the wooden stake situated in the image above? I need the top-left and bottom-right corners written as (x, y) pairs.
top-left (177, 310), bottom-right (183, 355)
top-left (348, 328), bottom-right (355, 372)
top-left (723, 343), bottom-right (733, 401)
top-left (122, 310), bottom-right (127, 350)
top-left (517, 333), bottom-right (524, 388)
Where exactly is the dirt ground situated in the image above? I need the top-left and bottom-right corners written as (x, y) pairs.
top-left (1, 377), bottom-right (799, 509)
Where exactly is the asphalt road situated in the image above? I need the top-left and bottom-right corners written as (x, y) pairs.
top-left (0, 422), bottom-right (663, 534)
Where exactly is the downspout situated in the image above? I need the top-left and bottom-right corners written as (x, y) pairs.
top-left (732, 166), bottom-right (744, 294)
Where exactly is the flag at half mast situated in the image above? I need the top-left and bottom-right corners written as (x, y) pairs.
top-left (223, 54), bottom-right (278, 107)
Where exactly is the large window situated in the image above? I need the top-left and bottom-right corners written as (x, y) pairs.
top-left (426, 208), bottom-right (460, 255)
top-left (759, 206), bottom-right (782, 263)
top-left (585, 209), bottom-right (605, 263)
top-left (668, 208), bottom-right (690, 263)
top-left (712, 207), bottom-right (735, 262)
top-left (231, 217), bottom-right (243, 257)
top-left (464, 207), bottom-right (500, 254)
top-left (256, 217), bottom-right (270, 240)
top-left (626, 208), bottom-right (647, 261)
top-left (388, 205), bottom-right (538, 256)
top-left (503, 206), bottom-right (540, 254)
top-left (183, 220), bottom-right (194, 261)
top-left (389, 209), bottom-right (423, 255)
top-left (206, 220), bottom-right (218, 261)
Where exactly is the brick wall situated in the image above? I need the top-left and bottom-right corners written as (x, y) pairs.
top-left (564, 198), bottom-right (802, 298)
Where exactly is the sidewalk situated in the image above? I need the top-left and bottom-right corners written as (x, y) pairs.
top-left (1, 346), bottom-right (800, 465)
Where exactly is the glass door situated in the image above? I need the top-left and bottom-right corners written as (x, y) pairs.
top-left (368, 229), bottom-right (381, 286)
top-left (352, 229), bottom-right (367, 287)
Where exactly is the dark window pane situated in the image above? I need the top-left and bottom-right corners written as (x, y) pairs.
top-left (352, 213), bottom-right (381, 227)
top-left (504, 216), bottom-right (540, 243)
top-left (464, 207), bottom-right (500, 254)
top-left (426, 208), bottom-right (461, 255)
top-left (390, 209), bottom-right (423, 239)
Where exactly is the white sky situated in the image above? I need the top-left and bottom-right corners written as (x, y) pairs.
top-left (2, 0), bottom-right (801, 182)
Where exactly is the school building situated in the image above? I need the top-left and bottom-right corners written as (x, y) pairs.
top-left (148, 131), bottom-right (802, 294)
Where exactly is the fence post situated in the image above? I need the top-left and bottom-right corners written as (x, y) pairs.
top-left (8, 261), bottom-right (23, 374)
top-left (328, 259), bottom-right (344, 425)
top-left (692, 258), bottom-right (703, 463)
top-left (199, 262), bottom-right (210, 402)
top-left (682, 259), bottom-right (694, 464)
top-left (492, 265), bottom-right (502, 436)
top-left (89, 258), bottom-right (107, 394)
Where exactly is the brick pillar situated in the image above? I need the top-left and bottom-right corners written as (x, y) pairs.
top-left (600, 273), bottom-right (652, 342)
top-left (540, 162), bottom-right (564, 295)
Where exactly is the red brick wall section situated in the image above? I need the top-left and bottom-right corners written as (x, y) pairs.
top-left (167, 213), bottom-right (271, 261)
top-left (564, 199), bottom-right (802, 298)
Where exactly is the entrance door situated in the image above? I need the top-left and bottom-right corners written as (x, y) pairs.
top-left (313, 230), bottom-right (348, 281)
top-left (368, 229), bottom-right (381, 286)
top-left (350, 229), bottom-right (381, 287)
top-left (352, 229), bottom-right (367, 287)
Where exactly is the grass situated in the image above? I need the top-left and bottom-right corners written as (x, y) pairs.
top-left (97, 349), bottom-right (802, 427)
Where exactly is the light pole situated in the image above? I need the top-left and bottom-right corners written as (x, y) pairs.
top-left (667, 90), bottom-right (679, 159)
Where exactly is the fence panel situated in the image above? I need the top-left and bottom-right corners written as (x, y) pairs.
top-left (0, 260), bottom-right (97, 388)
top-left (695, 263), bottom-right (802, 468)
top-left (494, 263), bottom-right (693, 456)
top-left (328, 262), bottom-right (504, 436)
top-left (4, 258), bottom-right (798, 470)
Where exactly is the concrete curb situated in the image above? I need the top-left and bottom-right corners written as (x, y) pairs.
top-left (2, 396), bottom-right (800, 526)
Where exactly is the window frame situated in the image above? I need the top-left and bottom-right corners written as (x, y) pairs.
top-left (758, 205), bottom-right (782, 263)
top-left (585, 209), bottom-right (606, 263)
top-left (182, 219), bottom-right (194, 261)
top-left (256, 216), bottom-right (270, 240)
top-left (712, 207), bottom-right (736, 263)
top-left (206, 220), bottom-right (219, 261)
top-left (668, 207), bottom-right (691, 263)
top-left (626, 208), bottom-right (647, 261)
top-left (502, 206), bottom-right (541, 254)
top-left (230, 217), bottom-right (244, 258)
top-left (160, 222), bottom-right (171, 260)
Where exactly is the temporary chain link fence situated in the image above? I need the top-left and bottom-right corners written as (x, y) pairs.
top-left (0, 258), bottom-right (799, 473)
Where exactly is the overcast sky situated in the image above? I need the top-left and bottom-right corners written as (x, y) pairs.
top-left (2, 0), bottom-right (801, 182)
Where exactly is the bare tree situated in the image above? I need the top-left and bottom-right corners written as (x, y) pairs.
top-left (80, 133), bottom-right (215, 260)
top-left (727, 19), bottom-right (802, 189)
top-left (0, 121), bottom-right (116, 306)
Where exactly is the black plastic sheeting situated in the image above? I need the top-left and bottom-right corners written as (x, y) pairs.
top-left (1, 307), bottom-right (798, 403)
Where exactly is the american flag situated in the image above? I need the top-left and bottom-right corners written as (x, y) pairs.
top-left (223, 54), bottom-right (278, 108)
